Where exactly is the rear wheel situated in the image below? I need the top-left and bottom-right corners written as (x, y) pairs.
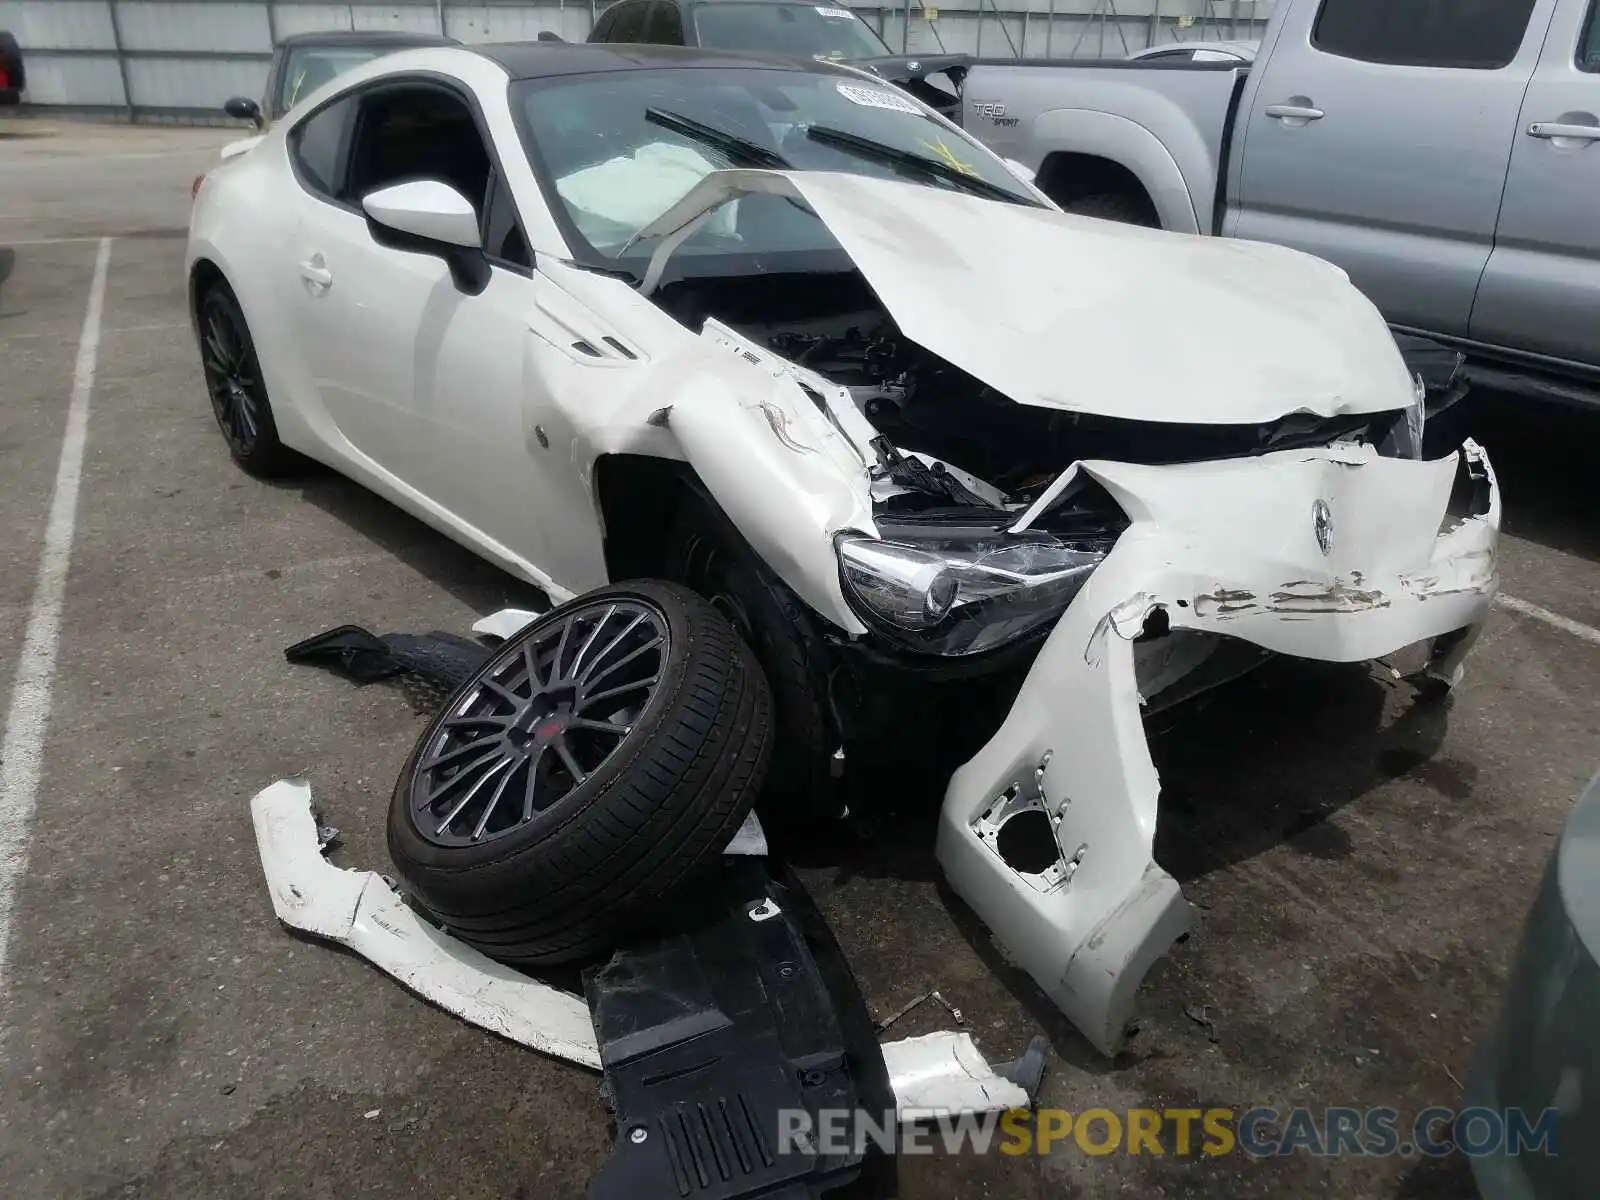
top-left (197, 281), bottom-right (300, 477)
top-left (387, 580), bottom-right (773, 965)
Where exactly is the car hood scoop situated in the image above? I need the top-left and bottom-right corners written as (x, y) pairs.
top-left (632, 169), bottom-right (1414, 426)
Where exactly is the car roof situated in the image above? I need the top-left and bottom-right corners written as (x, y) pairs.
top-left (278, 30), bottom-right (460, 48)
top-left (473, 40), bottom-right (854, 79)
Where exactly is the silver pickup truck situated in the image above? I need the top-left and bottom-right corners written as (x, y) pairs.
top-left (962, 0), bottom-right (1600, 407)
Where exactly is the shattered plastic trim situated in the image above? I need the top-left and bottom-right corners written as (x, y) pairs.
top-left (251, 779), bottom-right (602, 1069)
top-left (251, 779), bottom-right (1024, 1119)
top-left (936, 440), bottom-right (1501, 1055)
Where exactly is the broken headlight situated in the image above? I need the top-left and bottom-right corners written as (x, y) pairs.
top-left (835, 530), bottom-right (1115, 656)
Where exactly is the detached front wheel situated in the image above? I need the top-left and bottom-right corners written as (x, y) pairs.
top-left (387, 581), bottom-right (773, 965)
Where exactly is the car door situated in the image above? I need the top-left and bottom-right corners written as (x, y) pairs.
top-left (1469, 0), bottom-right (1600, 370)
top-left (283, 76), bottom-right (557, 575)
top-left (1228, 0), bottom-right (1557, 337)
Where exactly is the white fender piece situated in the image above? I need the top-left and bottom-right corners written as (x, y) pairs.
top-left (471, 607), bottom-right (545, 641)
top-left (251, 779), bottom-right (1024, 1119)
top-left (251, 778), bottom-right (602, 1068)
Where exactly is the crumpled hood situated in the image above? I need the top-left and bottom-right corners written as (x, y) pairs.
top-left (635, 170), bottom-right (1414, 426)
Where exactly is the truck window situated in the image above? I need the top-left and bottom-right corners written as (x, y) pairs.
top-left (1583, 0), bottom-right (1600, 71)
top-left (647, 1), bottom-right (686, 44)
top-left (598, 0), bottom-right (650, 42)
top-left (1311, 0), bottom-right (1538, 70)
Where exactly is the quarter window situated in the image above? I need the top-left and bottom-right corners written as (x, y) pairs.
top-left (1581, 0), bottom-right (1600, 71)
top-left (1312, 0), bottom-right (1538, 70)
top-left (289, 96), bottom-right (354, 199)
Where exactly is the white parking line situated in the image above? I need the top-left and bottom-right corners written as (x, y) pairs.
top-left (1497, 592), bottom-right (1600, 647)
top-left (0, 237), bottom-right (111, 996)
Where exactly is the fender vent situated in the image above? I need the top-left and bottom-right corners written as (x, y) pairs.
top-left (569, 337), bottom-right (640, 362)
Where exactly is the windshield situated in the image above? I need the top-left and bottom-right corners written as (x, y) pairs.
top-left (276, 46), bottom-right (392, 115)
top-left (693, 3), bottom-right (890, 59)
top-left (512, 67), bottom-right (1039, 277)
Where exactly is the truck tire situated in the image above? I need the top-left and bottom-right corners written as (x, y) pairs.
top-left (387, 580), bottom-right (773, 965)
top-left (1060, 191), bottom-right (1159, 227)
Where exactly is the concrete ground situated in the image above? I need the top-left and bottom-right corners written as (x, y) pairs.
top-left (1, 118), bottom-right (1597, 1199)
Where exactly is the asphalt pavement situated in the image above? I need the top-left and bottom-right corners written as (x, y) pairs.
top-left (1, 118), bottom-right (1597, 1199)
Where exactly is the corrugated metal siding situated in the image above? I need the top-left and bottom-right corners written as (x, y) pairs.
top-left (273, 5), bottom-right (362, 36)
top-left (116, 3), bottom-right (272, 53)
top-left (11, 52), bottom-right (125, 105)
top-left (126, 54), bottom-right (270, 108)
top-left (347, 4), bottom-right (446, 33)
top-left (0, 1), bottom-right (118, 51)
top-left (0, 0), bottom-right (1276, 117)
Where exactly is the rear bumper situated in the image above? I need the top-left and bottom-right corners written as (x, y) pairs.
top-left (936, 440), bottom-right (1501, 1055)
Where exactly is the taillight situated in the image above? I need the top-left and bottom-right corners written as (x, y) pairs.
top-left (0, 65), bottom-right (10, 89)
top-left (192, 173), bottom-right (206, 200)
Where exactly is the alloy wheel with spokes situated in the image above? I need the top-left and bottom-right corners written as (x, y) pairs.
top-left (196, 282), bottom-right (296, 475)
top-left (387, 581), bottom-right (774, 967)
top-left (411, 598), bottom-right (669, 847)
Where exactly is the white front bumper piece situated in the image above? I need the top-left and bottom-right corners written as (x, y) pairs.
top-left (935, 440), bottom-right (1501, 1055)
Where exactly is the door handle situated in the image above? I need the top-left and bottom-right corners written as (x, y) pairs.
top-left (1527, 121), bottom-right (1600, 141)
top-left (299, 259), bottom-right (334, 289)
top-left (1264, 104), bottom-right (1325, 122)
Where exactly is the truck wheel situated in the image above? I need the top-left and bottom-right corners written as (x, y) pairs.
top-left (387, 581), bottom-right (773, 965)
top-left (1060, 192), bottom-right (1159, 227)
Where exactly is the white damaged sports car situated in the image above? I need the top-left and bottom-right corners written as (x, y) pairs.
top-left (187, 42), bottom-right (1500, 1055)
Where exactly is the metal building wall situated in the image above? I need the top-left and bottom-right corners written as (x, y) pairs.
top-left (0, 0), bottom-right (1273, 120)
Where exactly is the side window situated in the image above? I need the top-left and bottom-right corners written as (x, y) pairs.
top-left (607, 0), bottom-right (650, 43)
top-left (647, 1), bottom-right (687, 45)
top-left (482, 170), bottom-right (533, 270)
top-left (1582, 0), bottom-right (1600, 72)
top-left (1312, 0), bottom-right (1539, 70)
top-left (289, 96), bottom-right (355, 200)
top-left (345, 84), bottom-right (493, 217)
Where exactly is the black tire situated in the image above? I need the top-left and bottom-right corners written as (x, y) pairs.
top-left (665, 499), bottom-right (840, 825)
top-left (387, 580), bottom-right (773, 965)
top-left (1059, 191), bottom-right (1159, 227)
top-left (197, 280), bottom-right (301, 477)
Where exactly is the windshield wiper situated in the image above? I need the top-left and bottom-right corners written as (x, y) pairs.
top-left (645, 108), bottom-right (791, 170)
top-left (804, 125), bottom-right (1031, 205)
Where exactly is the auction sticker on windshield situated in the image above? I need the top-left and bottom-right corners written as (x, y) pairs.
top-left (836, 82), bottom-right (922, 115)
top-left (815, 6), bottom-right (858, 17)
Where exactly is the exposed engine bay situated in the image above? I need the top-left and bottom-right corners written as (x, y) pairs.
top-left (653, 268), bottom-right (1450, 522)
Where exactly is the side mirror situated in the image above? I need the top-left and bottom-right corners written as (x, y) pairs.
top-left (1002, 157), bottom-right (1036, 184)
top-left (537, 31), bottom-right (565, 42)
top-left (224, 96), bottom-right (264, 128)
top-left (361, 180), bottom-right (491, 295)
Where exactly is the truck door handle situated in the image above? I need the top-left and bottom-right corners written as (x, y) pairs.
top-left (1527, 121), bottom-right (1600, 141)
top-left (1264, 104), bottom-right (1325, 122)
